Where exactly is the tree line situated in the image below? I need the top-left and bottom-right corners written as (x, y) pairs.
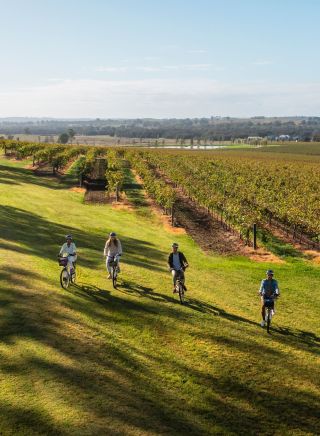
top-left (1, 117), bottom-right (320, 141)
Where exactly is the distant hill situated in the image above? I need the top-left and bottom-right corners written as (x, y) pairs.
top-left (1, 116), bottom-right (320, 141)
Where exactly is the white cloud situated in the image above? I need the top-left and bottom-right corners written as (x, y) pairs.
top-left (186, 49), bottom-right (207, 54)
top-left (143, 56), bottom-right (160, 61)
top-left (95, 66), bottom-right (129, 73)
top-left (184, 64), bottom-right (211, 71)
top-left (0, 79), bottom-right (319, 118)
top-left (253, 60), bottom-right (274, 66)
top-left (95, 64), bottom-right (213, 73)
top-left (135, 66), bottom-right (162, 72)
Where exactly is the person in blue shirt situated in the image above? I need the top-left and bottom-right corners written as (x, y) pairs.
top-left (259, 269), bottom-right (280, 327)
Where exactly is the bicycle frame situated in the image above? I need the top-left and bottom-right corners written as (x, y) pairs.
top-left (174, 270), bottom-right (185, 304)
top-left (59, 256), bottom-right (76, 289)
top-left (108, 256), bottom-right (119, 289)
top-left (264, 298), bottom-right (275, 333)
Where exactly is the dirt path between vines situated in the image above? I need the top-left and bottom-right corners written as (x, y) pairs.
top-left (264, 223), bottom-right (320, 263)
top-left (132, 170), bottom-right (283, 262)
top-left (173, 188), bottom-right (283, 262)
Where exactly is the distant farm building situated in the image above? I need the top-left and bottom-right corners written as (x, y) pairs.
top-left (247, 136), bottom-right (264, 144)
top-left (278, 135), bottom-right (291, 141)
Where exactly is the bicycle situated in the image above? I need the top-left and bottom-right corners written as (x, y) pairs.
top-left (58, 255), bottom-right (76, 289)
top-left (264, 297), bottom-right (275, 333)
top-left (174, 269), bottom-right (186, 304)
top-left (108, 255), bottom-right (120, 289)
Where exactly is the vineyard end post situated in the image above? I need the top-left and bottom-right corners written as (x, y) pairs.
top-left (253, 223), bottom-right (257, 249)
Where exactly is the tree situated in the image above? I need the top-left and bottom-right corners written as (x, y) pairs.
top-left (58, 133), bottom-right (69, 144)
top-left (67, 129), bottom-right (75, 143)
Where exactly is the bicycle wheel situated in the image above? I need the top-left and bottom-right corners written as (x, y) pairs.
top-left (112, 266), bottom-right (117, 289)
top-left (70, 269), bottom-right (76, 284)
top-left (60, 268), bottom-right (70, 289)
top-left (266, 308), bottom-right (271, 333)
top-left (178, 282), bottom-right (185, 304)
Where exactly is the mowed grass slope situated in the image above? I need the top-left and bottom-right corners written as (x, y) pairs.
top-left (0, 156), bottom-right (319, 436)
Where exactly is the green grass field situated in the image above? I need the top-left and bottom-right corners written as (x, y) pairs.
top-left (0, 156), bottom-right (319, 435)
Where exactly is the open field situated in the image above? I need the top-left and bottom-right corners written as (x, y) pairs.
top-left (6, 134), bottom-right (320, 155)
top-left (0, 155), bottom-right (319, 435)
top-left (5, 134), bottom-right (254, 148)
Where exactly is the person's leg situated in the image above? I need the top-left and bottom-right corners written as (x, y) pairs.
top-left (179, 270), bottom-right (186, 290)
top-left (261, 297), bottom-right (266, 324)
top-left (68, 256), bottom-right (75, 274)
top-left (106, 257), bottom-right (112, 278)
top-left (172, 270), bottom-right (177, 292)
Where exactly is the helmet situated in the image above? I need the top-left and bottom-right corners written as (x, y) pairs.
top-left (65, 234), bottom-right (73, 240)
top-left (266, 269), bottom-right (274, 276)
top-left (172, 242), bottom-right (179, 248)
top-left (110, 232), bottom-right (117, 237)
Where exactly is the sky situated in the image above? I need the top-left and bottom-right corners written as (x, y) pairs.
top-left (0, 0), bottom-right (320, 118)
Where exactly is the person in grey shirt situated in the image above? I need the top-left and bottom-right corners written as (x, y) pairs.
top-left (168, 243), bottom-right (189, 293)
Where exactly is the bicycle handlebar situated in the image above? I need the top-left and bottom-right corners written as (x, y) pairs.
top-left (58, 254), bottom-right (76, 258)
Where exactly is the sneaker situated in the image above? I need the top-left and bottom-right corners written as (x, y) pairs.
top-left (260, 320), bottom-right (265, 327)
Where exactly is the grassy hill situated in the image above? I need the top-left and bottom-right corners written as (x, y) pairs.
top-left (0, 156), bottom-right (319, 435)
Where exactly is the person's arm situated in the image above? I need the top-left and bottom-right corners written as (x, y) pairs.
top-left (118, 240), bottom-right (123, 255)
top-left (259, 280), bottom-right (265, 296)
top-left (274, 280), bottom-right (280, 296)
top-left (182, 253), bottom-right (188, 266)
top-left (103, 242), bottom-right (108, 256)
top-left (59, 243), bottom-right (65, 256)
top-left (72, 243), bottom-right (77, 255)
top-left (180, 252), bottom-right (188, 268)
top-left (168, 253), bottom-right (173, 269)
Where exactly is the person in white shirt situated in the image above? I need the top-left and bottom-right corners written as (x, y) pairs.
top-left (103, 232), bottom-right (122, 279)
top-left (59, 235), bottom-right (77, 274)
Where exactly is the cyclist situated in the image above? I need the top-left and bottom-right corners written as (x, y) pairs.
top-left (59, 234), bottom-right (77, 275)
top-left (104, 232), bottom-right (122, 279)
top-left (259, 269), bottom-right (280, 327)
top-left (168, 243), bottom-right (189, 293)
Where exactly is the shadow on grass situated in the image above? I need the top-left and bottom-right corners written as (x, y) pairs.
top-left (120, 279), bottom-right (178, 304)
top-left (1, 265), bottom-right (319, 435)
top-left (273, 325), bottom-right (320, 351)
top-left (72, 282), bottom-right (160, 316)
top-left (0, 176), bottom-right (21, 185)
top-left (0, 204), bottom-right (167, 271)
top-left (259, 229), bottom-right (304, 258)
top-left (123, 168), bottom-right (150, 210)
top-left (0, 403), bottom-right (65, 436)
top-left (0, 163), bottom-right (75, 190)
